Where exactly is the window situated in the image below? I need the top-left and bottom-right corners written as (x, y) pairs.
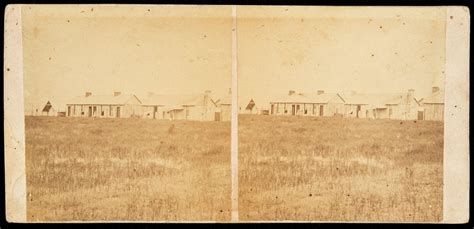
top-left (285, 110), bottom-right (287, 114)
top-left (304, 110), bottom-right (308, 114)
top-left (101, 111), bottom-right (104, 116)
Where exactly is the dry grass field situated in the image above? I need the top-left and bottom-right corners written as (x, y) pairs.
top-left (239, 114), bottom-right (443, 222)
top-left (25, 116), bottom-right (231, 221)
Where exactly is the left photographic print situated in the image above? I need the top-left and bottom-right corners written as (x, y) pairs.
top-left (16, 5), bottom-right (232, 221)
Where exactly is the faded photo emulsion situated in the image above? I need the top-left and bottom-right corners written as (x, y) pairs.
top-left (3, 5), bottom-right (469, 223)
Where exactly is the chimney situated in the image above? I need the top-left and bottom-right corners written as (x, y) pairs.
top-left (114, 91), bottom-right (121, 97)
top-left (85, 92), bottom-right (92, 97)
top-left (317, 90), bottom-right (325, 95)
top-left (288, 90), bottom-right (295, 96)
top-left (432, 86), bottom-right (440, 93)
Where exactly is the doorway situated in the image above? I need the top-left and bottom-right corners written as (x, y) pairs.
top-left (88, 106), bottom-right (92, 117)
top-left (292, 105), bottom-right (296, 116)
top-left (356, 105), bottom-right (361, 118)
top-left (319, 105), bottom-right (324, 116)
top-left (116, 107), bottom-right (121, 118)
top-left (417, 111), bottom-right (424, 120)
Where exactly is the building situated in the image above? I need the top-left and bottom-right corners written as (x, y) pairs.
top-left (66, 92), bottom-right (142, 118)
top-left (419, 86), bottom-right (444, 121)
top-left (240, 98), bottom-right (257, 114)
top-left (215, 96), bottom-right (231, 121)
top-left (26, 100), bottom-right (64, 116)
top-left (238, 97), bottom-right (270, 115)
top-left (141, 90), bottom-right (222, 121)
top-left (343, 89), bottom-right (422, 120)
top-left (269, 90), bottom-right (345, 117)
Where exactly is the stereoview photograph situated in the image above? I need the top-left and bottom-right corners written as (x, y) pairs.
top-left (3, 4), bottom-right (470, 223)
top-left (12, 5), bottom-right (233, 221)
top-left (237, 7), bottom-right (466, 222)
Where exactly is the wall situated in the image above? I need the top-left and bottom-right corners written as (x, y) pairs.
top-left (67, 104), bottom-right (127, 118)
top-left (220, 104), bottom-right (231, 121)
top-left (423, 103), bottom-right (444, 121)
top-left (344, 104), bottom-right (376, 119)
top-left (142, 106), bottom-right (164, 119)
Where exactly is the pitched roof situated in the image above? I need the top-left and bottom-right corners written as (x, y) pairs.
top-left (42, 101), bottom-right (54, 112)
top-left (237, 96), bottom-right (270, 110)
top-left (421, 91), bottom-right (444, 104)
top-left (300, 93), bottom-right (345, 103)
top-left (67, 94), bottom-right (141, 105)
top-left (141, 93), bottom-right (219, 107)
top-left (245, 99), bottom-right (256, 110)
top-left (217, 95), bottom-right (232, 105)
top-left (269, 92), bottom-right (344, 104)
top-left (270, 93), bottom-right (313, 103)
top-left (342, 93), bottom-right (420, 107)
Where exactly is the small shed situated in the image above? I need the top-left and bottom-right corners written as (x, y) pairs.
top-left (419, 87), bottom-right (444, 121)
top-left (217, 95), bottom-right (232, 121)
top-left (142, 90), bottom-right (220, 121)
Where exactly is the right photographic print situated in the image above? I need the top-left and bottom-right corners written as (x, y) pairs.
top-left (237, 6), bottom-right (446, 222)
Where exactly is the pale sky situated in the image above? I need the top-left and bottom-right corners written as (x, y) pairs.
top-left (237, 6), bottom-right (447, 104)
top-left (22, 5), bottom-right (232, 111)
top-left (22, 6), bottom-right (447, 111)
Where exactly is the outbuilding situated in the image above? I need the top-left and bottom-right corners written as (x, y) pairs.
top-left (419, 87), bottom-right (444, 121)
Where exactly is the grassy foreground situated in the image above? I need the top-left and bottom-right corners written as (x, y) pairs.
top-left (26, 116), bottom-right (231, 221)
top-left (238, 114), bottom-right (443, 222)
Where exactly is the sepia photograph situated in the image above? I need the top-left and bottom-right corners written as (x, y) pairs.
top-left (3, 4), bottom-right (470, 223)
top-left (237, 6), bottom-right (447, 222)
top-left (19, 5), bottom-right (233, 221)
